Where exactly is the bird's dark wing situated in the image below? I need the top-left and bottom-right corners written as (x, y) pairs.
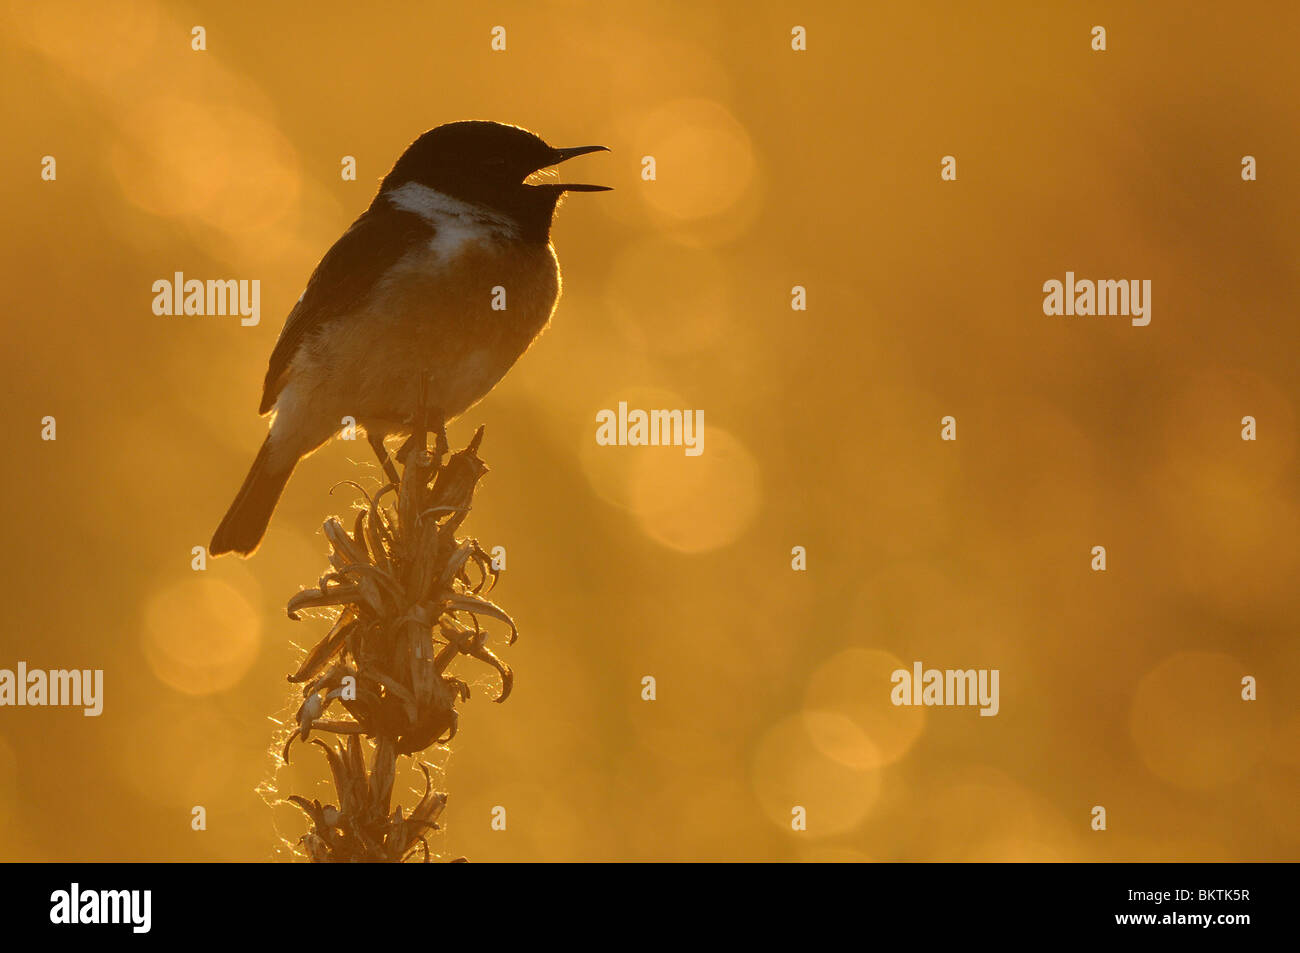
top-left (259, 202), bottom-right (433, 414)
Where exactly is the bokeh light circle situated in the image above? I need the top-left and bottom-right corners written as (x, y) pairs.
top-left (1130, 651), bottom-right (1259, 790)
top-left (803, 648), bottom-right (926, 769)
top-left (143, 577), bottom-right (261, 695)
top-left (629, 425), bottom-right (760, 553)
top-left (750, 714), bottom-right (880, 836)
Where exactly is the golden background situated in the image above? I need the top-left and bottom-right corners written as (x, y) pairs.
top-left (1, 0), bottom-right (1296, 861)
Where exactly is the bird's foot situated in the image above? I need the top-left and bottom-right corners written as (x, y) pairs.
top-left (396, 407), bottom-right (448, 466)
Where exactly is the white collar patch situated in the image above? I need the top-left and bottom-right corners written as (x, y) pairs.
top-left (385, 182), bottom-right (521, 262)
top-left (386, 182), bottom-right (518, 235)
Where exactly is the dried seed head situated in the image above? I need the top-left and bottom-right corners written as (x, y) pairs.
top-left (280, 428), bottom-right (516, 862)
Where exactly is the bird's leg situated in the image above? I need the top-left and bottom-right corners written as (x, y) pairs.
top-left (431, 408), bottom-right (448, 461)
top-left (367, 430), bottom-right (400, 485)
top-left (397, 378), bottom-right (431, 465)
top-left (397, 376), bottom-right (446, 465)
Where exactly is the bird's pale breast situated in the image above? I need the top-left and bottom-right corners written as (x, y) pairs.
top-left (275, 213), bottom-right (560, 446)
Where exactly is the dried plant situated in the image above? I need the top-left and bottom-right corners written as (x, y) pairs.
top-left (277, 425), bottom-right (516, 862)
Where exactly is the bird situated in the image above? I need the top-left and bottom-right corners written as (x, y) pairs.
top-left (210, 121), bottom-right (609, 556)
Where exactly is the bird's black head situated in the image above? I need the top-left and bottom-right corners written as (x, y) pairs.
top-left (378, 121), bottom-right (609, 241)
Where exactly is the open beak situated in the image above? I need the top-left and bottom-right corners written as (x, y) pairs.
top-left (545, 145), bottom-right (611, 192)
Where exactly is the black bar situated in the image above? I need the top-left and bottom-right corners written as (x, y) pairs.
top-left (3, 862), bottom-right (1280, 940)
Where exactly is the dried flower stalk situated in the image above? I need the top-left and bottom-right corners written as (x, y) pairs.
top-left (278, 425), bottom-right (515, 862)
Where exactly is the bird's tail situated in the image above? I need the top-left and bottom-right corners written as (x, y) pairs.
top-left (210, 436), bottom-right (294, 557)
